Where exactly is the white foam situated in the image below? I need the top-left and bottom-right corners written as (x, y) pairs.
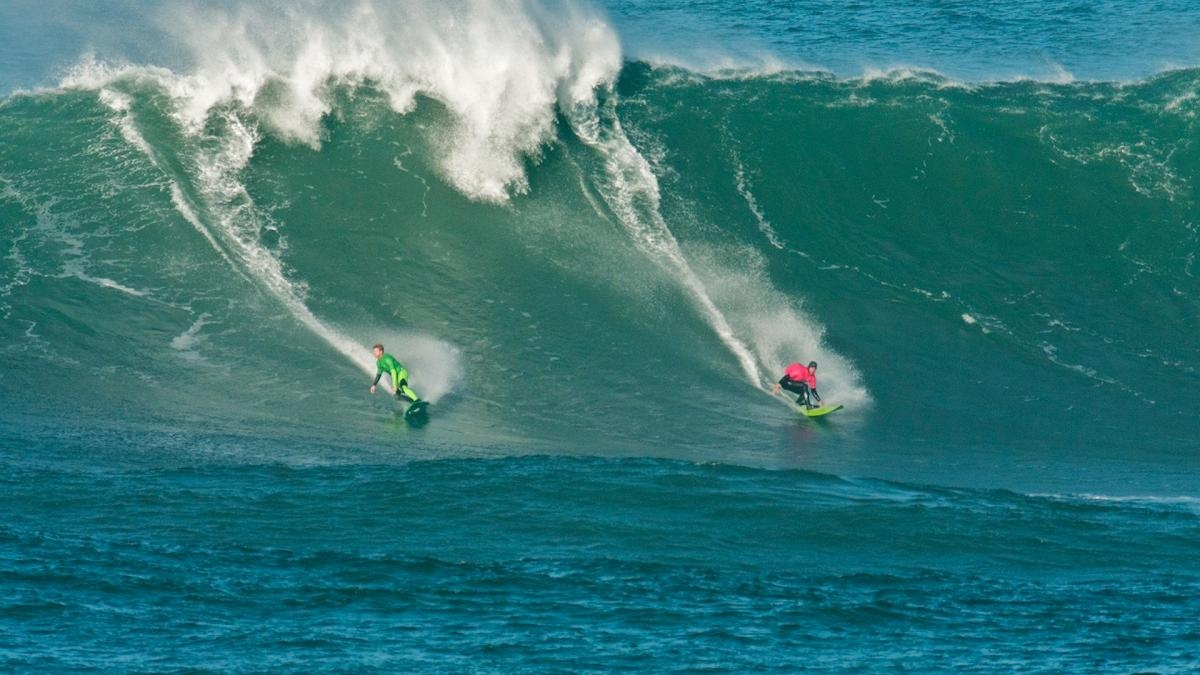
top-left (1034, 492), bottom-right (1200, 513)
top-left (565, 98), bottom-right (764, 385)
top-left (56, 2), bottom-right (621, 202)
top-left (392, 151), bottom-right (430, 217)
top-left (732, 158), bottom-right (785, 250)
top-left (1164, 89), bottom-right (1198, 114)
top-left (83, 275), bottom-right (147, 297)
top-left (181, 110), bottom-right (386, 375)
top-left (127, 0), bottom-right (623, 202)
top-left (170, 315), bottom-right (212, 363)
top-left (93, 82), bottom-right (245, 274)
top-left (171, 315), bottom-right (208, 351)
top-left (633, 50), bottom-right (819, 81)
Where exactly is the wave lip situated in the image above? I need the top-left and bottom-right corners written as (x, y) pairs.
top-left (56, 1), bottom-right (621, 204)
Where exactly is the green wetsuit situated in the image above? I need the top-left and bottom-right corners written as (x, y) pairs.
top-left (373, 353), bottom-right (420, 402)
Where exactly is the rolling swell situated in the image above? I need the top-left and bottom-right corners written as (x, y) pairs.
top-left (2, 437), bottom-right (1198, 671)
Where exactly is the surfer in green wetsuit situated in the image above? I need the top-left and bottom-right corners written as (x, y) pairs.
top-left (369, 343), bottom-right (420, 404)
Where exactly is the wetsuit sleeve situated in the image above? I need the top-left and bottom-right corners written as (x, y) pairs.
top-left (811, 388), bottom-right (821, 401)
top-left (372, 368), bottom-right (383, 386)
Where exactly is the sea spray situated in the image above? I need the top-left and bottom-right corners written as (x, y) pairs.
top-left (153, 0), bottom-right (622, 202)
top-left (563, 95), bottom-right (766, 386)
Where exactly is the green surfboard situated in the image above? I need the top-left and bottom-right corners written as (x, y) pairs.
top-left (405, 399), bottom-right (429, 418)
top-left (801, 404), bottom-right (842, 418)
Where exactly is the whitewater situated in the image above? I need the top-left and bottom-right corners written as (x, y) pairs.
top-left (2, 0), bottom-right (1199, 671)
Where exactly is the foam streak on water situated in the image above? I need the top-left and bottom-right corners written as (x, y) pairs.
top-left (566, 98), bottom-right (765, 386)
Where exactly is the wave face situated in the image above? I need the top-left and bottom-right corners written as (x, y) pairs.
top-left (4, 39), bottom-right (1198, 487)
top-left (2, 2), bottom-right (1200, 669)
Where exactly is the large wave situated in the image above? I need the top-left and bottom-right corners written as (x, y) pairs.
top-left (2, 1), bottom-right (1197, 482)
top-left (38, 1), bottom-right (860, 403)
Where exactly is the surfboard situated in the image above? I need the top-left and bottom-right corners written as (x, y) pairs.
top-left (801, 404), bottom-right (842, 418)
top-left (405, 399), bottom-right (429, 417)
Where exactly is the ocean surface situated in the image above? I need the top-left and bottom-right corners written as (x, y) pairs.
top-left (2, 1), bottom-right (1199, 671)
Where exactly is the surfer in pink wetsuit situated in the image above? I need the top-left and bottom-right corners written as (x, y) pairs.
top-left (771, 361), bottom-right (822, 409)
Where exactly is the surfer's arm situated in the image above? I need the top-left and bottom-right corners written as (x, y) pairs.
top-left (370, 369), bottom-right (383, 393)
top-left (811, 388), bottom-right (821, 402)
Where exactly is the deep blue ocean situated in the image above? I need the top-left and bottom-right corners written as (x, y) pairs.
top-left (2, 1), bottom-right (1199, 671)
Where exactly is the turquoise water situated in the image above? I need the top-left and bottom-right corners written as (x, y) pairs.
top-left (3, 1), bottom-right (1199, 671)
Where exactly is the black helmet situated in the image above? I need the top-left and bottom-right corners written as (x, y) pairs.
top-left (808, 361), bottom-right (818, 369)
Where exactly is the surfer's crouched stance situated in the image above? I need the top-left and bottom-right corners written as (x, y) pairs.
top-left (370, 343), bottom-right (420, 404)
top-left (771, 361), bottom-right (822, 409)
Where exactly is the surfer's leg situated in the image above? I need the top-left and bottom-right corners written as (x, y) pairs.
top-left (391, 368), bottom-right (418, 402)
top-left (781, 380), bottom-right (811, 406)
top-left (397, 379), bottom-right (420, 403)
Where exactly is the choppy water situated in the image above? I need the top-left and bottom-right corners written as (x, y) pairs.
top-left (2, 0), bottom-right (1199, 671)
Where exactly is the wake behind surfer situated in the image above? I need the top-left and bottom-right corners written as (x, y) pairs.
top-left (369, 343), bottom-right (421, 405)
top-left (771, 361), bottom-right (822, 409)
